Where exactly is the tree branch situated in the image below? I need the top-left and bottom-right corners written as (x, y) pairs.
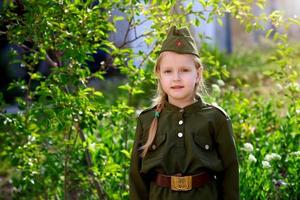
top-left (45, 53), bottom-right (58, 67)
top-left (121, 15), bottom-right (134, 48)
top-left (137, 42), bottom-right (158, 69)
top-left (20, 44), bottom-right (58, 67)
top-left (118, 32), bottom-right (153, 49)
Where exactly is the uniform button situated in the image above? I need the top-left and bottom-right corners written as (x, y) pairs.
top-left (205, 144), bottom-right (210, 150)
top-left (152, 144), bottom-right (156, 150)
top-left (177, 132), bottom-right (183, 138)
top-left (179, 109), bottom-right (184, 112)
top-left (178, 120), bottom-right (183, 125)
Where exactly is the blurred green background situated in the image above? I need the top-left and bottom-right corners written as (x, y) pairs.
top-left (0, 0), bottom-right (299, 199)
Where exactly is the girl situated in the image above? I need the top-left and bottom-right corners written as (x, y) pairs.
top-left (129, 26), bottom-right (239, 200)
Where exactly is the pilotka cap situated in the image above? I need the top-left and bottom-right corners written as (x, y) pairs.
top-left (160, 26), bottom-right (199, 57)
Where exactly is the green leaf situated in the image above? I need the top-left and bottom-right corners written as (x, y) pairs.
top-left (94, 91), bottom-right (103, 97)
top-left (132, 88), bottom-right (144, 95)
top-left (118, 84), bottom-right (131, 91)
top-left (288, 17), bottom-right (300, 27)
top-left (199, 0), bottom-right (206, 7)
top-left (121, 149), bottom-right (131, 159)
top-left (265, 29), bottom-right (274, 38)
top-left (30, 72), bottom-right (43, 80)
top-left (217, 17), bottom-right (223, 27)
top-left (186, 2), bottom-right (193, 12)
top-left (194, 18), bottom-right (201, 27)
top-left (256, 2), bottom-right (264, 10)
top-left (113, 15), bottom-right (124, 22)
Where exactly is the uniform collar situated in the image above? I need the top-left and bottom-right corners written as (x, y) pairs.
top-left (163, 95), bottom-right (205, 113)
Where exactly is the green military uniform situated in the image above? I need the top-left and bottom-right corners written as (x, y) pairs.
top-left (129, 26), bottom-right (239, 199)
top-left (129, 97), bottom-right (239, 199)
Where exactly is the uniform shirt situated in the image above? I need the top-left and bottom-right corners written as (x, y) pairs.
top-left (129, 97), bottom-right (239, 200)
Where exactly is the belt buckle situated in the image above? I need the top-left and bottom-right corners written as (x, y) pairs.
top-left (171, 175), bottom-right (192, 191)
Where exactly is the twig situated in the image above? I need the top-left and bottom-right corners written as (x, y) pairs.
top-left (122, 15), bottom-right (134, 47)
top-left (45, 53), bottom-right (58, 67)
top-left (137, 41), bottom-right (159, 69)
top-left (137, 49), bottom-right (154, 69)
top-left (20, 44), bottom-right (58, 67)
top-left (129, 18), bottom-right (149, 31)
top-left (118, 32), bottom-right (153, 48)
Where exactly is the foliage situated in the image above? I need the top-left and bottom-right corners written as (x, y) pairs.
top-left (0, 0), bottom-right (299, 199)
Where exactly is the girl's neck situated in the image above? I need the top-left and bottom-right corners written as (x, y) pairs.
top-left (168, 96), bottom-right (197, 108)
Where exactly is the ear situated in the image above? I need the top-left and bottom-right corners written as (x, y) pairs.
top-left (195, 67), bottom-right (201, 83)
top-left (155, 70), bottom-right (161, 80)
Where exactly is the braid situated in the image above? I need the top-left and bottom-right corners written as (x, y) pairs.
top-left (140, 97), bottom-right (166, 158)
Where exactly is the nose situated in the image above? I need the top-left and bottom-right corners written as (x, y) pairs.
top-left (173, 71), bottom-right (181, 81)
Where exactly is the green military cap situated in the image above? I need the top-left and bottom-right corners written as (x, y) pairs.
top-left (160, 25), bottom-right (199, 57)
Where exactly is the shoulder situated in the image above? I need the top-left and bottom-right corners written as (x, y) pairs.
top-left (136, 105), bottom-right (156, 130)
top-left (201, 103), bottom-right (230, 120)
top-left (138, 105), bottom-right (156, 116)
top-left (136, 105), bottom-right (156, 121)
top-left (210, 103), bottom-right (230, 119)
top-left (201, 103), bottom-right (233, 133)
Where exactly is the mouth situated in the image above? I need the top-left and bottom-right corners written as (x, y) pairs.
top-left (171, 85), bottom-right (184, 89)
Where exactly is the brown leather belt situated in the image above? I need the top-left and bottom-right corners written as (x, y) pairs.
top-left (153, 172), bottom-right (213, 191)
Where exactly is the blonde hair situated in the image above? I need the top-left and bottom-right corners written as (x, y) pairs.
top-left (140, 52), bottom-right (206, 158)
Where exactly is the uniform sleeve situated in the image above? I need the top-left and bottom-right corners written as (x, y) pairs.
top-left (129, 117), bottom-right (150, 200)
top-left (215, 118), bottom-right (240, 200)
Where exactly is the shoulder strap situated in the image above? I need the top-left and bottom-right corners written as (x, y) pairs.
top-left (138, 105), bottom-right (157, 116)
top-left (209, 103), bottom-right (230, 119)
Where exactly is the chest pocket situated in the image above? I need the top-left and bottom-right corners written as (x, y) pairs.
top-left (149, 132), bottom-right (167, 151)
top-left (193, 134), bottom-right (214, 152)
top-left (142, 132), bottom-right (167, 162)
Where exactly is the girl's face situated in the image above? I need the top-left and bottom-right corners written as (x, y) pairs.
top-left (157, 51), bottom-right (200, 107)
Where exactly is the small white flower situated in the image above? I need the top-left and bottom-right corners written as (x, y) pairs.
top-left (28, 135), bottom-right (36, 142)
top-left (89, 143), bottom-right (96, 151)
top-left (262, 161), bottom-right (271, 168)
top-left (248, 154), bottom-right (257, 163)
top-left (229, 86), bottom-right (235, 90)
top-left (265, 153), bottom-right (281, 161)
top-left (275, 83), bottom-right (283, 90)
top-left (212, 84), bottom-right (221, 94)
top-left (242, 143), bottom-right (254, 152)
top-left (217, 79), bottom-right (225, 87)
top-left (286, 82), bottom-right (300, 90)
top-left (290, 151), bottom-right (300, 156)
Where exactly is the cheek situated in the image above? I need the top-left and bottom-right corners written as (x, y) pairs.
top-left (159, 78), bottom-right (171, 91)
top-left (185, 73), bottom-right (199, 85)
top-left (159, 78), bottom-right (168, 87)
